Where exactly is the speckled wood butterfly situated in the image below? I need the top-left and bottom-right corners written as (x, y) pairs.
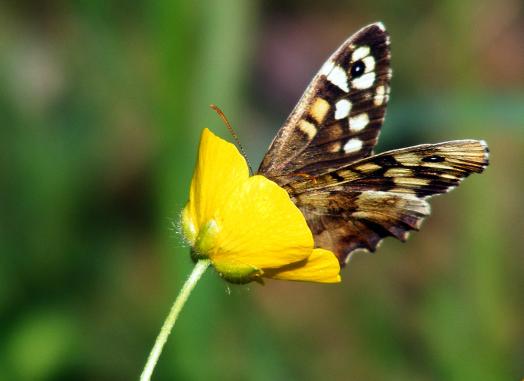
top-left (257, 22), bottom-right (489, 265)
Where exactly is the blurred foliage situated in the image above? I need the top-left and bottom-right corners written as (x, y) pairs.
top-left (1, 1), bottom-right (523, 380)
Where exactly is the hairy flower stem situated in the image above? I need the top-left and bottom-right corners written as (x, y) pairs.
top-left (140, 260), bottom-right (211, 381)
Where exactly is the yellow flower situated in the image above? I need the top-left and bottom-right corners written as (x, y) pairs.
top-left (181, 128), bottom-right (341, 284)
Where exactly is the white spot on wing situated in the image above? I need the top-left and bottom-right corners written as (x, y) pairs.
top-left (319, 60), bottom-right (335, 76)
top-left (362, 56), bottom-right (376, 72)
top-left (374, 85), bottom-right (387, 105)
top-left (349, 113), bottom-right (369, 132)
top-left (343, 138), bottom-right (363, 154)
top-left (327, 65), bottom-right (349, 92)
top-left (480, 140), bottom-right (490, 161)
top-left (352, 72), bottom-right (375, 89)
top-left (352, 46), bottom-right (370, 62)
top-left (334, 99), bottom-right (352, 120)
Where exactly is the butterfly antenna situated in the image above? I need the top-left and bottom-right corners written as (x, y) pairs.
top-left (210, 104), bottom-right (254, 175)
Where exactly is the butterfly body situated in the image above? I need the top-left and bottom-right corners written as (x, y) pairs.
top-left (257, 23), bottom-right (489, 265)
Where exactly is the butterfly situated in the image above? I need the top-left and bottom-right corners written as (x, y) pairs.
top-left (256, 22), bottom-right (489, 266)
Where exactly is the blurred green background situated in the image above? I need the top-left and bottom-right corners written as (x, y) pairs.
top-left (1, 1), bottom-right (523, 380)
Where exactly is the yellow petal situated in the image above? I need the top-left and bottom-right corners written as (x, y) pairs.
top-left (182, 128), bottom-right (334, 284)
top-left (212, 174), bottom-right (313, 271)
top-left (267, 249), bottom-right (341, 283)
top-left (184, 128), bottom-right (249, 242)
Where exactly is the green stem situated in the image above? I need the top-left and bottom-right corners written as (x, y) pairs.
top-left (140, 259), bottom-right (211, 381)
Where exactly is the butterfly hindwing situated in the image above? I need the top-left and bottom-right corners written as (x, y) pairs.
top-left (259, 23), bottom-right (391, 183)
top-left (287, 140), bottom-right (489, 264)
top-left (301, 192), bottom-right (430, 262)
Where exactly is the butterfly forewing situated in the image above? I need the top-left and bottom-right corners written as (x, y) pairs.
top-left (259, 23), bottom-right (391, 183)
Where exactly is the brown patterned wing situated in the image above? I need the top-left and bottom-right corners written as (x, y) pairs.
top-left (258, 23), bottom-right (391, 184)
top-left (286, 140), bottom-right (490, 264)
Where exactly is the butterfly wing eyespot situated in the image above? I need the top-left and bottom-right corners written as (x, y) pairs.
top-left (421, 155), bottom-right (445, 163)
top-left (350, 60), bottom-right (366, 78)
